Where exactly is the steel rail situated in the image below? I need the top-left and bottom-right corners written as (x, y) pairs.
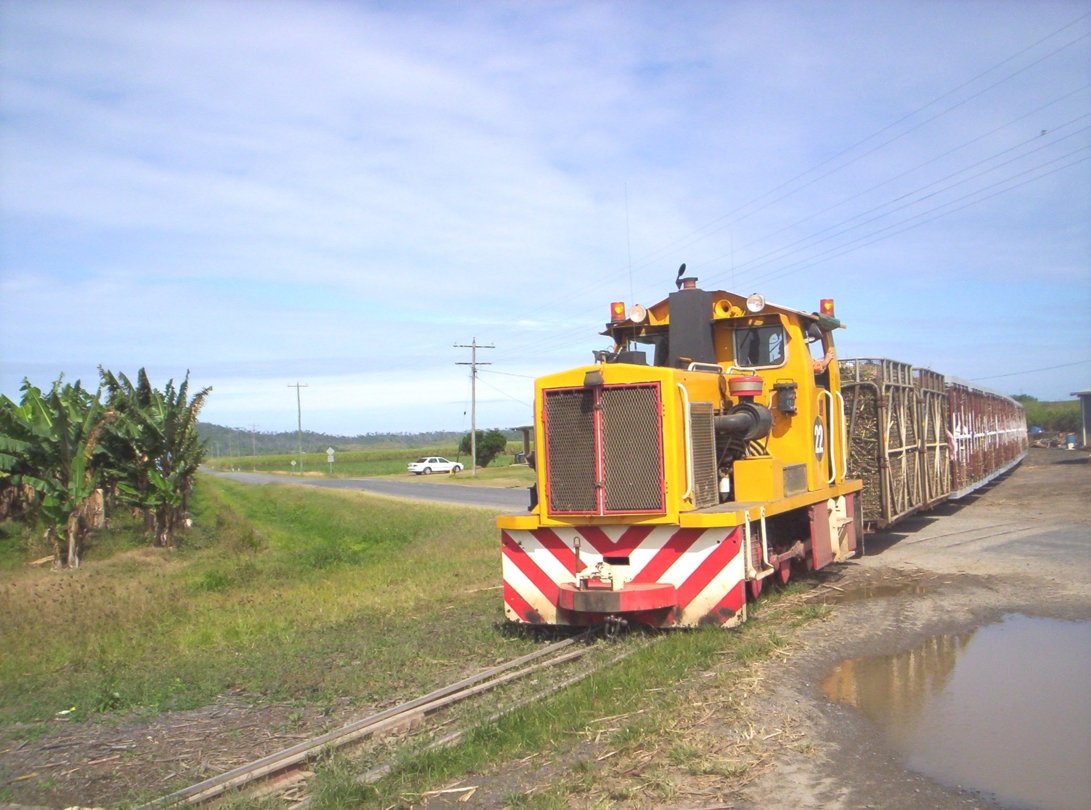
top-left (299, 638), bottom-right (660, 810)
top-left (344, 634), bottom-right (662, 795)
top-left (137, 630), bottom-right (596, 808)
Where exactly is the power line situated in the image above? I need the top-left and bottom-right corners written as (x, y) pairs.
top-left (970, 359), bottom-right (1091, 381)
top-left (477, 375), bottom-right (532, 408)
top-left (480, 369), bottom-right (537, 379)
top-left (735, 150), bottom-right (1091, 289)
top-left (483, 14), bottom-right (1091, 372)
top-left (486, 146), bottom-right (1089, 370)
top-left (509, 137), bottom-right (1090, 358)
top-left (494, 13), bottom-right (1091, 331)
top-left (697, 102), bottom-right (1091, 281)
top-left (492, 131), bottom-right (1091, 365)
top-left (705, 135), bottom-right (1091, 288)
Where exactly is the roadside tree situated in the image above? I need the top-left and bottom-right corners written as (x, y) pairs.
top-left (459, 429), bottom-right (509, 468)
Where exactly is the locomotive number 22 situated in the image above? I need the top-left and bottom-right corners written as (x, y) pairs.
top-left (813, 419), bottom-right (825, 461)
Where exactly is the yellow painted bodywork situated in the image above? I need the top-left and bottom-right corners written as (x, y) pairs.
top-left (496, 289), bottom-right (862, 535)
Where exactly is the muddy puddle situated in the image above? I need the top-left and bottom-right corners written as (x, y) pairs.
top-left (823, 614), bottom-right (1091, 809)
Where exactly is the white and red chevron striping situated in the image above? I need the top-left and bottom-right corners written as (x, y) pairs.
top-left (501, 525), bottom-right (746, 628)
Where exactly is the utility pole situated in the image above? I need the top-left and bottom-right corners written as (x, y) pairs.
top-left (250, 424), bottom-right (259, 471)
top-left (288, 382), bottom-right (307, 475)
top-left (455, 338), bottom-right (494, 477)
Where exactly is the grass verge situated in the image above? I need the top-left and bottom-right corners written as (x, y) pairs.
top-left (204, 443), bottom-right (529, 478)
top-left (0, 476), bottom-right (536, 729)
top-left (305, 586), bottom-right (831, 808)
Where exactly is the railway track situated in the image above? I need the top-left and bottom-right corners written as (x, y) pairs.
top-left (136, 625), bottom-right (651, 808)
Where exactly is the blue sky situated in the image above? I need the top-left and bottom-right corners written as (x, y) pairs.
top-left (2, 1), bottom-right (1089, 436)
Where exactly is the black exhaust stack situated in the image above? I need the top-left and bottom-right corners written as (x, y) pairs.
top-left (667, 276), bottom-right (716, 368)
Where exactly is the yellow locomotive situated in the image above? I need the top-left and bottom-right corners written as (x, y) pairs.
top-left (498, 272), bottom-right (863, 628)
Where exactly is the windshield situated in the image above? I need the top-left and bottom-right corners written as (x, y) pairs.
top-left (414, 457), bottom-right (428, 463)
top-left (735, 325), bottom-right (786, 367)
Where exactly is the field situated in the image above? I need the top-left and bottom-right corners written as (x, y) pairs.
top-left (0, 475), bottom-right (820, 808)
top-left (203, 443), bottom-right (526, 478)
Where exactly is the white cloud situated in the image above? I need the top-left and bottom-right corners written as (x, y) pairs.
top-left (2, 1), bottom-right (1089, 432)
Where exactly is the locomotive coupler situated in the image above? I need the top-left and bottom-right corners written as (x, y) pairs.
top-left (604, 615), bottom-right (628, 638)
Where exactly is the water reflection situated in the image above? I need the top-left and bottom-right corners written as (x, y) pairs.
top-left (823, 630), bottom-right (974, 733)
top-left (823, 615), bottom-right (1091, 810)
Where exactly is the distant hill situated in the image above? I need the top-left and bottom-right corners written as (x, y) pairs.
top-left (196, 422), bottom-right (519, 457)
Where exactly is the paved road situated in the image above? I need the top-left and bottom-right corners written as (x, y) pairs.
top-left (206, 469), bottom-right (530, 511)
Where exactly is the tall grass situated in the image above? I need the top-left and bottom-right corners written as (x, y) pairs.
top-left (0, 477), bottom-right (534, 726)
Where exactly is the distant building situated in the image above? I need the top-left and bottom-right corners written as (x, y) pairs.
top-left (1073, 388), bottom-right (1091, 447)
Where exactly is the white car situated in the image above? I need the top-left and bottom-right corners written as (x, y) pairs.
top-left (407, 456), bottom-right (463, 475)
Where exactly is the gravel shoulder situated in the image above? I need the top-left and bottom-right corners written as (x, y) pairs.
top-left (738, 447), bottom-right (1091, 809)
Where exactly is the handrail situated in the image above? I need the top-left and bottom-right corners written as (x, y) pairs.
top-left (758, 506), bottom-right (773, 577)
top-left (835, 389), bottom-right (848, 480)
top-left (725, 364), bottom-right (758, 376)
top-left (743, 508), bottom-right (775, 583)
top-left (821, 389), bottom-right (837, 485)
top-left (677, 383), bottom-right (694, 503)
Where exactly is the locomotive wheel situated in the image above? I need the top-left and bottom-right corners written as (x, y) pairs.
top-left (777, 561), bottom-right (791, 585)
top-left (747, 577), bottom-right (763, 601)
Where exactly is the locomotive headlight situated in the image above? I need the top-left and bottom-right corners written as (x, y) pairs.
top-left (629, 304), bottom-right (647, 323)
top-left (610, 301), bottom-right (626, 322)
top-left (746, 293), bottom-right (766, 313)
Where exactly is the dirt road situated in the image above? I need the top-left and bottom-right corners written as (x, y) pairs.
top-left (742, 447), bottom-right (1091, 809)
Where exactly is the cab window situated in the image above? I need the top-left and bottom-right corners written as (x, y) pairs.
top-left (735, 325), bottom-right (786, 367)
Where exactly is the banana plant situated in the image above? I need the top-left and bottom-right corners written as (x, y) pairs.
top-left (0, 397), bottom-right (39, 520)
top-left (100, 368), bottom-right (210, 548)
top-left (0, 378), bottom-right (112, 568)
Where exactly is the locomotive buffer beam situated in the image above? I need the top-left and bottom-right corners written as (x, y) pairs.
top-left (558, 582), bottom-right (678, 614)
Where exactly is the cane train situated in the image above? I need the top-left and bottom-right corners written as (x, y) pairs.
top-left (497, 272), bottom-right (1026, 629)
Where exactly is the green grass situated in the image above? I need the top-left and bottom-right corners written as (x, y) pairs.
top-left (306, 584), bottom-right (829, 808)
top-left (0, 476), bottom-right (538, 729)
top-left (0, 479), bottom-right (832, 808)
top-left (204, 442), bottom-right (528, 477)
